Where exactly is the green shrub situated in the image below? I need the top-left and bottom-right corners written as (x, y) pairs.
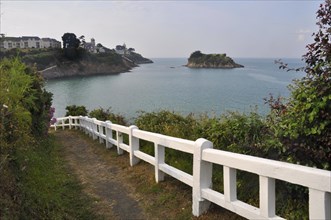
top-left (89, 107), bottom-right (127, 126)
top-left (199, 111), bottom-right (282, 159)
top-left (0, 57), bottom-right (53, 219)
top-left (65, 105), bottom-right (88, 116)
top-left (270, 1), bottom-right (331, 170)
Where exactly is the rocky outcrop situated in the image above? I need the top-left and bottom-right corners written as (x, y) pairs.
top-left (41, 59), bottom-right (136, 79)
top-left (124, 52), bottom-right (153, 64)
top-left (186, 51), bottom-right (243, 69)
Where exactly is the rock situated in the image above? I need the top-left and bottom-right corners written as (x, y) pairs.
top-left (186, 51), bottom-right (244, 69)
top-left (41, 59), bottom-right (135, 79)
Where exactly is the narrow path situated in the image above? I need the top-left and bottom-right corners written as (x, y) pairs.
top-left (53, 129), bottom-right (244, 220)
top-left (54, 130), bottom-right (145, 219)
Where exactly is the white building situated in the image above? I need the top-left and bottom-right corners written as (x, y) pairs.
top-left (115, 43), bottom-right (127, 55)
top-left (0, 36), bottom-right (61, 50)
top-left (115, 43), bottom-right (135, 55)
top-left (83, 38), bottom-right (96, 53)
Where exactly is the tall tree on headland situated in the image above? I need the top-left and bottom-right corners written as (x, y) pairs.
top-left (62, 33), bottom-right (81, 60)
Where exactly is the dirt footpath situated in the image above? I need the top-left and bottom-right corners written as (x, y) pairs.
top-left (54, 130), bottom-right (145, 219)
top-left (53, 129), bottom-right (243, 220)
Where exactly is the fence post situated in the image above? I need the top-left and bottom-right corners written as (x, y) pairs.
top-left (69, 115), bottom-right (72, 130)
top-left (105, 120), bottom-right (113, 149)
top-left (192, 138), bottom-right (213, 216)
top-left (62, 118), bottom-right (65, 130)
top-left (79, 116), bottom-right (83, 131)
top-left (259, 176), bottom-right (276, 218)
top-left (129, 125), bottom-right (140, 166)
top-left (117, 131), bottom-right (124, 155)
top-left (84, 116), bottom-right (90, 135)
top-left (309, 188), bottom-right (331, 220)
top-left (155, 143), bottom-right (165, 182)
top-left (74, 117), bottom-right (78, 130)
top-left (98, 124), bottom-right (104, 144)
top-left (224, 166), bottom-right (237, 202)
top-left (92, 118), bottom-right (97, 140)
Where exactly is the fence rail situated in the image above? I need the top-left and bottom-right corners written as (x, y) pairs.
top-left (51, 116), bottom-right (331, 220)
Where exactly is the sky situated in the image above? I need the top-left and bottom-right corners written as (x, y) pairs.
top-left (0, 0), bottom-right (323, 58)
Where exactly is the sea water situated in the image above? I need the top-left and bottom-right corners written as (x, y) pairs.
top-left (45, 58), bottom-right (305, 119)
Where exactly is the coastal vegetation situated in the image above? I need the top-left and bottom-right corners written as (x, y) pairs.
top-left (60, 3), bottom-right (331, 218)
top-left (0, 32), bottom-right (152, 79)
top-left (0, 58), bottom-right (100, 219)
top-left (0, 1), bottom-right (329, 219)
top-left (186, 50), bottom-right (244, 68)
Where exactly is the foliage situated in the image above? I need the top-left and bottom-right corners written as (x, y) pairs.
top-left (199, 111), bottom-right (282, 159)
top-left (62, 33), bottom-right (83, 60)
top-left (0, 58), bottom-right (34, 154)
top-left (0, 58), bottom-right (52, 151)
top-left (65, 105), bottom-right (88, 117)
top-left (0, 58), bottom-right (54, 219)
top-left (187, 50), bottom-right (241, 67)
top-left (270, 1), bottom-right (331, 170)
top-left (89, 107), bottom-right (127, 126)
top-left (15, 136), bottom-right (101, 219)
top-left (62, 33), bottom-right (80, 49)
top-left (135, 110), bottom-right (199, 140)
top-left (85, 51), bottom-right (124, 66)
top-left (25, 67), bottom-right (53, 136)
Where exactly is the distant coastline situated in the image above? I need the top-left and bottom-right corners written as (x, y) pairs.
top-left (0, 47), bottom-right (153, 79)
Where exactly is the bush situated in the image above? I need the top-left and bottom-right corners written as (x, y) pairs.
top-left (65, 105), bottom-right (88, 116)
top-left (271, 1), bottom-right (331, 170)
top-left (200, 111), bottom-right (282, 159)
top-left (89, 107), bottom-right (127, 126)
top-left (0, 58), bottom-right (53, 219)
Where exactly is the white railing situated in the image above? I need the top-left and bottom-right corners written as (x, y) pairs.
top-left (52, 116), bottom-right (331, 220)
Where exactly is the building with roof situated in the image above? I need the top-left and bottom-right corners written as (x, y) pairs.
top-left (0, 36), bottom-right (61, 50)
top-left (115, 43), bottom-right (135, 56)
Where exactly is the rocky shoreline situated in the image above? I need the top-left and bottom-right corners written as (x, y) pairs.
top-left (186, 51), bottom-right (243, 69)
top-left (41, 59), bottom-right (136, 79)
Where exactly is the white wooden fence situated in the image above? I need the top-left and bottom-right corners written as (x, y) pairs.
top-left (51, 116), bottom-right (331, 220)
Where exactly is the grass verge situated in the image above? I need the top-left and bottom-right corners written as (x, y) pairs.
top-left (70, 130), bottom-right (244, 219)
top-left (14, 134), bottom-right (102, 220)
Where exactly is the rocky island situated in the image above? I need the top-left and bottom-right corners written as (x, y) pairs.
top-left (186, 51), bottom-right (244, 69)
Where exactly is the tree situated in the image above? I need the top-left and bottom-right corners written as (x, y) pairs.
top-left (271, 1), bottom-right (331, 169)
top-left (0, 58), bottom-right (53, 167)
top-left (62, 33), bottom-right (80, 49)
top-left (61, 33), bottom-right (81, 60)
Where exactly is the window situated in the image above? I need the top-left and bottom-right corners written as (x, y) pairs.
top-left (24, 42), bottom-right (28, 48)
top-left (8, 42), bottom-right (12, 48)
top-left (36, 42), bottom-right (40, 48)
top-left (16, 42), bottom-right (20, 48)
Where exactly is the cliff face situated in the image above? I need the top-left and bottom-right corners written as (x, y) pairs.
top-left (186, 51), bottom-right (244, 69)
top-left (124, 52), bottom-right (153, 64)
top-left (41, 59), bottom-right (136, 79)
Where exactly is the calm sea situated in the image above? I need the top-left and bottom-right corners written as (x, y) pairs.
top-left (45, 58), bottom-right (305, 119)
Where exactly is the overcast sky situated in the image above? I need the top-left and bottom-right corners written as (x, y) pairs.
top-left (0, 0), bottom-right (322, 58)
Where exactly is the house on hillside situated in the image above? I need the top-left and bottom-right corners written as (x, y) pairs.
top-left (0, 36), bottom-right (61, 50)
top-left (115, 43), bottom-right (135, 55)
top-left (41, 38), bottom-right (62, 48)
top-left (83, 38), bottom-right (110, 53)
top-left (83, 38), bottom-right (96, 53)
top-left (115, 44), bottom-right (126, 55)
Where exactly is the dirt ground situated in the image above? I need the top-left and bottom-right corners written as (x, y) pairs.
top-left (54, 130), bottom-right (146, 219)
top-left (53, 129), bottom-right (244, 220)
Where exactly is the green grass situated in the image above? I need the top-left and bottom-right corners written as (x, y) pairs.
top-left (15, 135), bottom-right (102, 220)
